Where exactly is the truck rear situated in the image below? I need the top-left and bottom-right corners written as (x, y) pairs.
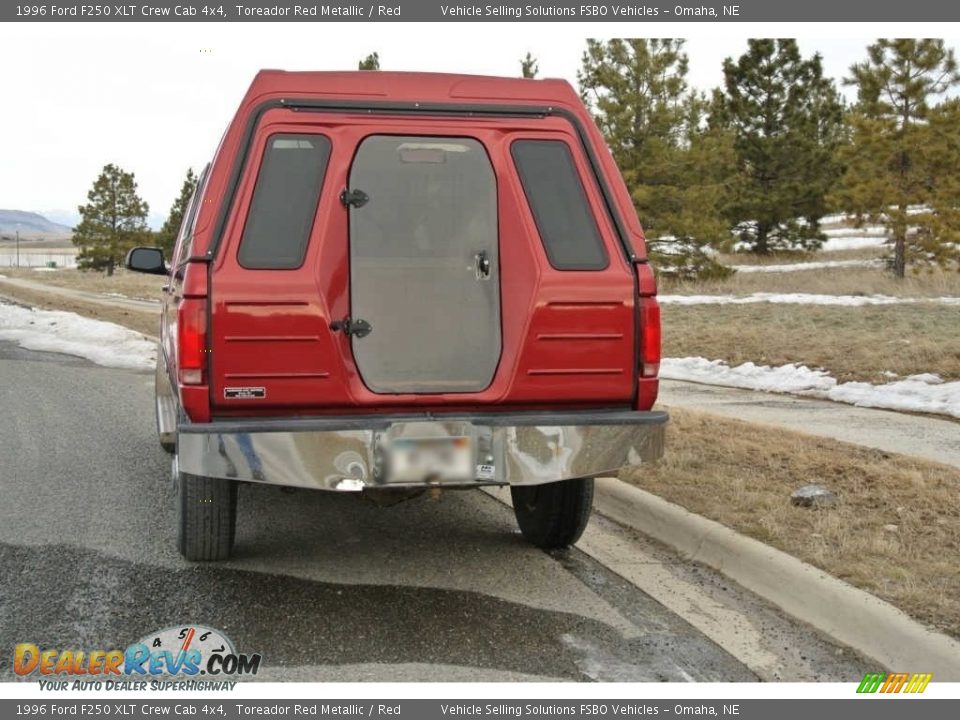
top-left (127, 71), bottom-right (666, 560)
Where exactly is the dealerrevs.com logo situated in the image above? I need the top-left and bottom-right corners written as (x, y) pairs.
top-left (14, 625), bottom-right (261, 691)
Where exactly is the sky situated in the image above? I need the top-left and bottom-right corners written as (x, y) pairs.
top-left (1, 23), bottom-right (958, 228)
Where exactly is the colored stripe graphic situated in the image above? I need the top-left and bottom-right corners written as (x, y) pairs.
top-left (857, 672), bottom-right (932, 694)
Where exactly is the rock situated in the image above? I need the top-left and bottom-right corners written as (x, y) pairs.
top-left (791, 484), bottom-right (837, 508)
top-left (883, 524), bottom-right (899, 534)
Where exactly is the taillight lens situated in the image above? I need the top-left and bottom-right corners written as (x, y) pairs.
top-left (177, 298), bottom-right (207, 385)
top-left (640, 297), bottom-right (661, 377)
top-left (635, 262), bottom-right (660, 378)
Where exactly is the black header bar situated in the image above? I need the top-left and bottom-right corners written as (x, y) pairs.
top-left (4, 1), bottom-right (959, 22)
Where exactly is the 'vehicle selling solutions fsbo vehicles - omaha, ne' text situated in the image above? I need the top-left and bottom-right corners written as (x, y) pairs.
top-left (126, 70), bottom-right (667, 561)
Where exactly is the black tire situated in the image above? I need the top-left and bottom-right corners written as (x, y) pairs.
top-left (177, 472), bottom-right (238, 561)
top-left (511, 478), bottom-right (594, 549)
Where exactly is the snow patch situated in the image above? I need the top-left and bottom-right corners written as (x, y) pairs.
top-left (0, 302), bottom-right (155, 371)
top-left (822, 236), bottom-right (887, 251)
top-left (661, 357), bottom-right (835, 394)
top-left (658, 292), bottom-right (960, 306)
top-left (662, 357), bottom-right (960, 419)
top-left (822, 226), bottom-right (887, 238)
top-left (732, 259), bottom-right (882, 274)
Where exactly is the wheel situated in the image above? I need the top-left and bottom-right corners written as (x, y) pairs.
top-left (511, 478), bottom-right (594, 549)
top-left (177, 472), bottom-right (238, 561)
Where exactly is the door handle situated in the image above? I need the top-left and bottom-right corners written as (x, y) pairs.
top-left (474, 251), bottom-right (491, 280)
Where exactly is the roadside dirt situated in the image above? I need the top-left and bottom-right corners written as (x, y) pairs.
top-left (621, 407), bottom-right (960, 639)
top-left (0, 280), bottom-right (158, 337)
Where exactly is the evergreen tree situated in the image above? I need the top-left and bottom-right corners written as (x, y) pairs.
top-left (716, 39), bottom-right (844, 254)
top-left (833, 39), bottom-right (960, 277)
top-left (925, 99), bottom-right (960, 268)
top-left (157, 168), bottom-right (197, 256)
top-left (520, 52), bottom-right (539, 79)
top-left (358, 52), bottom-right (380, 70)
top-left (578, 39), bottom-right (734, 277)
top-left (72, 164), bottom-right (150, 275)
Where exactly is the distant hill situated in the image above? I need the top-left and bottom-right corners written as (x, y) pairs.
top-left (0, 209), bottom-right (73, 236)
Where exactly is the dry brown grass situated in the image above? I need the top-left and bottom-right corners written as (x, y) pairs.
top-left (0, 267), bottom-right (166, 299)
top-left (667, 261), bottom-right (960, 298)
top-left (660, 251), bottom-right (960, 382)
top-left (662, 302), bottom-right (960, 383)
top-left (715, 246), bottom-right (884, 266)
top-left (621, 408), bottom-right (960, 638)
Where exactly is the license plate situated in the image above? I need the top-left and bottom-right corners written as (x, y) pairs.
top-left (387, 436), bottom-right (473, 483)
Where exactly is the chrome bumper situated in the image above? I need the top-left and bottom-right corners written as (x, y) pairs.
top-left (176, 410), bottom-right (667, 491)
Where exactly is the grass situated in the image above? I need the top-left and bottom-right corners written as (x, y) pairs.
top-left (662, 303), bottom-right (960, 383)
top-left (621, 408), bottom-right (960, 639)
top-left (660, 249), bottom-right (960, 382)
top-left (667, 261), bottom-right (960, 298)
top-left (0, 266), bottom-right (166, 298)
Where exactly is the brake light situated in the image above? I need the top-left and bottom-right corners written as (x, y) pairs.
top-left (635, 263), bottom-right (660, 378)
top-left (175, 262), bottom-right (211, 423)
top-left (639, 297), bottom-right (661, 377)
top-left (177, 298), bottom-right (207, 385)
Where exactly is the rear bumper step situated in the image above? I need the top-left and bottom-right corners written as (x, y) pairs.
top-left (177, 410), bottom-right (668, 491)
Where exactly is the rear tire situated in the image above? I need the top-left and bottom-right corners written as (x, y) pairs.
top-left (511, 478), bottom-right (594, 549)
top-left (177, 472), bottom-right (238, 561)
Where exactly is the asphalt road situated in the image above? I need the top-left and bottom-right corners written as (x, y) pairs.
top-left (0, 335), bottom-right (870, 682)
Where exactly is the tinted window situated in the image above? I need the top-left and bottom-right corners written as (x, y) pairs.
top-left (238, 134), bottom-right (331, 269)
top-left (511, 140), bottom-right (608, 270)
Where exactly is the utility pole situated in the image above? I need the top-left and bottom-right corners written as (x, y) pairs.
top-left (15, 230), bottom-right (19, 268)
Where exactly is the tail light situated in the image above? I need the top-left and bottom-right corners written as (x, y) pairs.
top-left (177, 298), bottom-right (207, 385)
top-left (635, 262), bottom-right (661, 410)
top-left (639, 298), bottom-right (661, 378)
top-left (176, 262), bottom-right (210, 423)
top-left (636, 262), bottom-right (660, 377)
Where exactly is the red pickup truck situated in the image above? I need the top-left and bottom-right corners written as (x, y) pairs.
top-left (127, 71), bottom-right (666, 561)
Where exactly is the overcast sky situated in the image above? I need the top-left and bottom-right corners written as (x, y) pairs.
top-left (1, 23), bottom-right (957, 227)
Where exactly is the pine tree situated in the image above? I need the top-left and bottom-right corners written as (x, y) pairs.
top-left (833, 39), bottom-right (960, 277)
top-left (925, 99), bottom-right (960, 267)
top-left (520, 52), bottom-right (539, 79)
top-left (578, 39), bottom-right (734, 278)
top-left (716, 39), bottom-right (844, 254)
top-left (358, 52), bottom-right (380, 71)
top-left (157, 168), bottom-right (197, 256)
top-left (72, 164), bottom-right (150, 276)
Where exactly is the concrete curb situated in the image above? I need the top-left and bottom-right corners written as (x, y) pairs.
top-left (590, 476), bottom-right (960, 679)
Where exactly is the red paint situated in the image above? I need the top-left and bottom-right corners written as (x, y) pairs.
top-left (165, 71), bottom-right (659, 420)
